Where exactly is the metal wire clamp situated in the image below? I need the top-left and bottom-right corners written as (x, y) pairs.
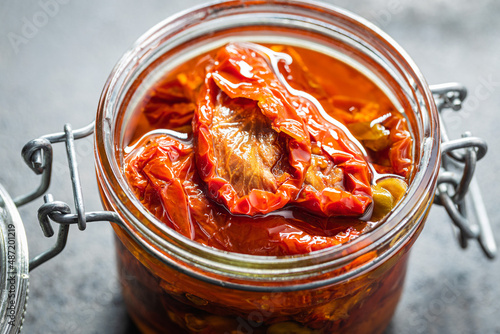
top-left (15, 122), bottom-right (122, 271)
top-left (430, 83), bottom-right (497, 259)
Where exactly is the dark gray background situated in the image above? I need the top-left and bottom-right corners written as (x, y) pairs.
top-left (1, 1), bottom-right (499, 333)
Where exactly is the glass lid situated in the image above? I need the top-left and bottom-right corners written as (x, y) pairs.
top-left (0, 183), bottom-right (29, 334)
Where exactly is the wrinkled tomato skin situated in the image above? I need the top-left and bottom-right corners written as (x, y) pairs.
top-left (193, 46), bottom-right (312, 216)
top-left (192, 43), bottom-right (374, 217)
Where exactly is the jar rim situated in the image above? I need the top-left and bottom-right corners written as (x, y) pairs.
top-left (95, 0), bottom-right (440, 289)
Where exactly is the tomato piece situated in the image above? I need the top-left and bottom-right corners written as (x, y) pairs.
top-left (295, 146), bottom-right (372, 217)
top-left (383, 116), bottom-right (412, 177)
top-left (140, 55), bottom-right (212, 132)
top-left (124, 136), bottom-right (197, 239)
top-left (193, 44), bottom-right (312, 216)
top-left (210, 94), bottom-right (292, 197)
top-left (194, 43), bottom-right (373, 217)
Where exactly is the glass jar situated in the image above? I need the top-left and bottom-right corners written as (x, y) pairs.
top-left (95, 1), bottom-right (440, 333)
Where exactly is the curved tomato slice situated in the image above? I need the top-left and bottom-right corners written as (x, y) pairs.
top-left (124, 136), bottom-right (198, 239)
top-left (194, 42), bottom-right (372, 217)
top-left (296, 143), bottom-right (372, 217)
top-left (193, 44), bottom-right (311, 216)
top-left (384, 116), bottom-right (412, 177)
top-left (143, 78), bottom-right (193, 121)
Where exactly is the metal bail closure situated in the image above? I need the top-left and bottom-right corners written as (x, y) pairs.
top-left (15, 122), bottom-right (123, 271)
top-left (430, 83), bottom-right (497, 259)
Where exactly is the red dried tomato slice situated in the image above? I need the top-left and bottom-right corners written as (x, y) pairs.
top-left (329, 96), bottom-right (412, 178)
top-left (384, 116), bottom-right (412, 177)
top-left (142, 81), bottom-right (195, 131)
top-left (124, 136), bottom-right (198, 239)
top-left (140, 55), bottom-right (213, 133)
top-left (193, 44), bottom-right (312, 216)
top-left (194, 42), bottom-right (372, 217)
top-left (292, 127), bottom-right (373, 216)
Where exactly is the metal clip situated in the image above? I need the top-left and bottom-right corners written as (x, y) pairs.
top-left (431, 83), bottom-right (497, 259)
top-left (16, 122), bottom-right (123, 271)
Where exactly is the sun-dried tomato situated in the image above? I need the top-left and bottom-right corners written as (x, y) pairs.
top-left (125, 136), bottom-right (198, 239)
top-left (194, 43), bottom-right (372, 216)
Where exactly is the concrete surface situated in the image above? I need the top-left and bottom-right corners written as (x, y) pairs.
top-left (0, 1), bottom-right (499, 333)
